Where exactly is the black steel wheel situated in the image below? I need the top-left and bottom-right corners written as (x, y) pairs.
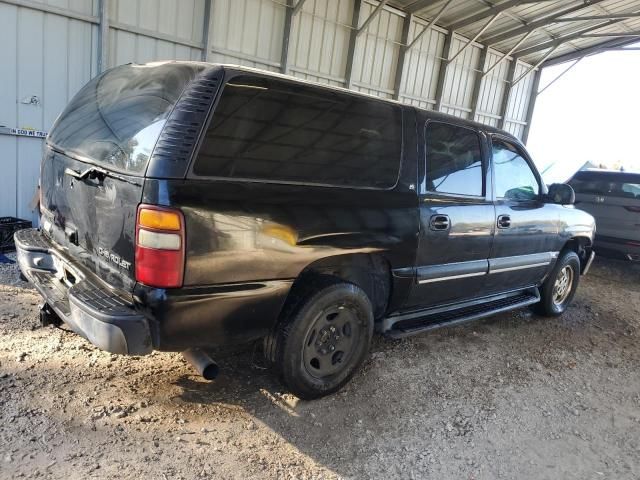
top-left (268, 278), bottom-right (374, 399)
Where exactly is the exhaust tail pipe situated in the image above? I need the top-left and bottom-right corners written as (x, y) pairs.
top-left (182, 348), bottom-right (219, 380)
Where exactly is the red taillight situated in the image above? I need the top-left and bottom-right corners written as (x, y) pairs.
top-left (135, 204), bottom-right (185, 288)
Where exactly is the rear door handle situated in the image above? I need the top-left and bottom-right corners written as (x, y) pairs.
top-left (497, 214), bottom-right (511, 229)
top-left (430, 214), bottom-right (450, 231)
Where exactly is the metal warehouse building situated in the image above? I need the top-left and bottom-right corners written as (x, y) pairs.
top-left (1, 0), bottom-right (639, 223)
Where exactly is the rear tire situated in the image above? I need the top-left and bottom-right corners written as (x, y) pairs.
top-left (534, 250), bottom-right (580, 317)
top-left (267, 278), bottom-right (374, 400)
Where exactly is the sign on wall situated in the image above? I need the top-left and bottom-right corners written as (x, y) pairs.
top-left (0, 126), bottom-right (48, 138)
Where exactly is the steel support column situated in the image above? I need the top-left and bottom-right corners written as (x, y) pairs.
top-left (97, 0), bottom-right (109, 73)
top-left (521, 68), bottom-right (541, 144)
top-left (497, 57), bottom-right (517, 130)
top-left (392, 13), bottom-right (413, 100)
top-left (280, 0), bottom-right (294, 73)
top-left (201, 0), bottom-right (212, 61)
top-left (434, 30), bottom-right (454, 112)
top-left (281, 0), bottom-right (307, 74)
top-left (344, 0), bottom-right (363, 89)
top-left (470, 47), bottom-right (489, 121)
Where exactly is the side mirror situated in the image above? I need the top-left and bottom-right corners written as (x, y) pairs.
top-left (547, 183), bottom-right (575, 205)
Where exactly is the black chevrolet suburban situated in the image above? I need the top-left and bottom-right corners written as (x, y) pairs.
top-left (15, 62), bottom-right (596, 399)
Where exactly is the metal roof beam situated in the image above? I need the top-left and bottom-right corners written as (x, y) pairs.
top-left (449, 0), bottom-right (531, 31)
top-left (542, 37), bottom-right (639, 66)
top-left (357, 0), bottom-right (390, 36)
top-left (406, 0), bottom-right (444, 14)
top-left (580, 31), bottom-right (640, 37)
top-left (537, 57), bottom-right (584, 96)
top-left (447, 11), bottom-right (501, 64)
top-left (405, 0), bottom-right (455, 51)
top-left (512, 45), bottom-right (558, 86)
top-left (482, 0), bottom-right (607, 46)
top-left (554, 12), bottom-right (640, 22)
top-left (514, 18), bottom-right (627, 57)
top-left (481, 29), bottom-right (535, 78)
top-left (292, 0), bottom-right (308, 15)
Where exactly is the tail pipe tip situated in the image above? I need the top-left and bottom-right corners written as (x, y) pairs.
top-left (182, 348), bottom-right (219, 381)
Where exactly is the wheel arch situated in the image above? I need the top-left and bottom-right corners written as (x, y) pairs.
top-left (286, 253), bottom-right (393, 321)
top-left (562, 236), bottom-right (593, 272)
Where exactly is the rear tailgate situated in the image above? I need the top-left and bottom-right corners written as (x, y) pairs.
top-left (41, 62), bottom-right (205, 291)
top-left (40, 148), bottom-right (142, 290)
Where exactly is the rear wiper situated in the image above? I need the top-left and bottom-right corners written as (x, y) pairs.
top-left (64, 166), bottom-right (141, 187)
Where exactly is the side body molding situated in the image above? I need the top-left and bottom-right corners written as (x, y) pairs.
top-left (412, 251), bottom-right (559, 284)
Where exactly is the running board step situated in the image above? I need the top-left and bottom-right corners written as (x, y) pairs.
top-left (385, 290), bottom-right (540, 339)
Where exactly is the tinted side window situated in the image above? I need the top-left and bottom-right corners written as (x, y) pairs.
top-left (492, 139), bottom-right (539, 201)
top-left (570, 177), bottom-right (640, 199)
top-left (425, 122), bottom-right (483, 197)
top-left (193, 76), bottom-right (402, 188)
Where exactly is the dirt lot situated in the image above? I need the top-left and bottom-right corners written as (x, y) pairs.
top-left (1, 253), bottom-right (639, 480)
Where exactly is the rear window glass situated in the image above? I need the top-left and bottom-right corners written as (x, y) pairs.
top-left (48, 63), bottom-right (203, 174)
top-left (193, 76), bottom-right (402, 188)
top-left (425, 122), bottom-right (483, 196)
top-left (569, 177), bottom-right (640, 199)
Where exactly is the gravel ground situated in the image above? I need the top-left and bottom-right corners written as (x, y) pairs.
top-left (1, 251), bottom-right (639, 480)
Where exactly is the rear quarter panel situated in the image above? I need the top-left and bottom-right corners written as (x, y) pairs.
top-left (141, 178), bottom-right (419, 285)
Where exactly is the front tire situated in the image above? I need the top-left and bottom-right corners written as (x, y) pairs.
top-left (534, 249), bottom-right (580, 316)
top-left (268, 278), bottom-right (374, 400)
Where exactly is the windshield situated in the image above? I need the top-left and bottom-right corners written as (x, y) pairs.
top-left (48, 62), bottom-right (204, 174)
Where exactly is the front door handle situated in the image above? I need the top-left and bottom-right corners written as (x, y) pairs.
top-left (430, 214), bottom-right (450, 231)
top-left (497, 214), bottom-right (511, 229)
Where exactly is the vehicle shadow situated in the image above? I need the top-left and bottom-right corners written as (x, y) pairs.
top-left (170, 337), bottom-right (433, 478)
top-left (166, 307), bottom-right (582, 478)
top-left (166, 256), bottom-right (640, 478)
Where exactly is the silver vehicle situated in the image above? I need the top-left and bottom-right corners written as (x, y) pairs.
top-left (568, 169), bottom-right (640, 261)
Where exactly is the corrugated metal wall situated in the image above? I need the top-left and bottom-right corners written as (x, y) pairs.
top-left (210, 0), bottom-right (284, 71)
top-left (288, 0), bottom-right (353, 86)
top-left (108, 0), bottom-right (205, 66)
top-left (475, 49), bottom-right (511, 127)
top-left (398, 20), bottom-right (446, 110)
top-left (0, 0), bottom-right (538, 221)
top-left (0, 0), bottom-right (98, 223)
top-left (503, 61), bottom-right (537, 139)
top-left (350, 2), bottom-right (404, 98)
top-left (440, 35), bottom-right (482, 119)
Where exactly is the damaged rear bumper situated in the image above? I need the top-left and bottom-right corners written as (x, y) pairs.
top-left (14, 228), bottom-right (152, 355)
